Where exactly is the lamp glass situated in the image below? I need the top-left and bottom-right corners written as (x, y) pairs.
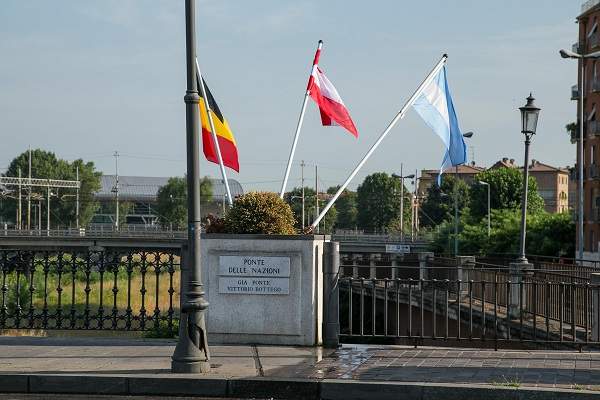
top-left (519, 94), bottom-right (540, 135)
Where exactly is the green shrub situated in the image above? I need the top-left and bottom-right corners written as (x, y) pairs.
top-left (224, 192), bottom-right (296, 234)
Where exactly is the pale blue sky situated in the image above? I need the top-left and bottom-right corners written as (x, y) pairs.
top-left (0, 1), bottom-right (581, 192)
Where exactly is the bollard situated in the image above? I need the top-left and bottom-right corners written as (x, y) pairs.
top-left (592, 273), bottom-right (600, 342)
top-left (323, 241), bottom-right (340, 348)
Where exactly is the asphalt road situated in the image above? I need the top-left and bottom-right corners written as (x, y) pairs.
top-left (0, 396), bottom-right (256, 400)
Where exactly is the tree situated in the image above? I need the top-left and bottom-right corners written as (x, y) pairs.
top-left (327, 186), bottom-right (357, 230)
top-left (420, 174), bottom-right (470, 228)
top-left (469, 167), bottom-right (544, 220)
top-left (566, 122), bottom-right (578, 143)
top-left (0, 149), bottom-right (101, 227)
top-left (356, 172), bottom-right (408, 232)
top-left (155, 176), bottom-right (212, 229)
top-left (225, 192), bottom-right (296, 234)
top-left (284, 187), bottom-right (337, 233)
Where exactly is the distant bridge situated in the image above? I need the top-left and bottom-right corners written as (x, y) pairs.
top-left (0, 228), bottom-right (431, 253)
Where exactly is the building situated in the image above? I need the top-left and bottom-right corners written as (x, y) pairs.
top-left (92, 175), bottom-right (244, 228)
top-left (528, 161), bottom-right (570, 214)
top-left (418, 162), bottom-right (485, 197)
top-left (573, 0), bottom-right (600, 252)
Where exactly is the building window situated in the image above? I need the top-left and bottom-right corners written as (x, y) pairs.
top-left (593, 145), bottom-right (597, 165)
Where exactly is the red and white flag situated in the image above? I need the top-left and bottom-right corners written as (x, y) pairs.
top-left (307, 48), bottom-right (358, 138)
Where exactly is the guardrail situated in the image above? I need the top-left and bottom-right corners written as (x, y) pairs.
top-left (1, 227), bottom-right (187, 240)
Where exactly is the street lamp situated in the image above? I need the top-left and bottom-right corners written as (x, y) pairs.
top-left (392, 163), bottom-right (414, 242)
top-left (478, 181), bottom-right (490, 237)
top-left (452, 131), bottom-right (474, 256)
top-left (172, 0), bottom-right (210, 374)
top-left (559, 48), bottom-right (600, 260)
top-left (517, 94), bottom-right (540, 263)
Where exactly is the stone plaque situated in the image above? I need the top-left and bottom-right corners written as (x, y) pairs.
top-left (219, 255), bottom-right (290, 277)
top-left (218, 277), bottom-right (290, 295)
top-left (218, 255), bottom-right (291, 295)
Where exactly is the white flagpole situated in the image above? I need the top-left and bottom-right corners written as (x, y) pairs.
top-left (309, 54), bottom-right (448, 231)
top-left (195, 58), bottom-right (234, 207)
top-left (279, 40), bottom-right (323, 199)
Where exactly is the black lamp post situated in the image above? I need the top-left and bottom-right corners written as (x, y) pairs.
top-left (517, 94), bottom-right (540, 263)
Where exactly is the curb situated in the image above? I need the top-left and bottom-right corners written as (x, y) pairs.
top-left (0, 374), bottom-right (599, 399)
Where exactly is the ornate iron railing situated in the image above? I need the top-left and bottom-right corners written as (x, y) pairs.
top-left (0, 249), bottom-right (180, 334)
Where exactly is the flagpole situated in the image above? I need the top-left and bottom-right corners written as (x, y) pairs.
top-left (195, 58), bottom-right (234, 207)
top-left (309, 54), bottom-right (448, 231)
top-left (279, 40), bottom-right (323, 199)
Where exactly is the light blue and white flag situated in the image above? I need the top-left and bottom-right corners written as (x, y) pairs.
top-left (412, 66), bottom-right (467, 184)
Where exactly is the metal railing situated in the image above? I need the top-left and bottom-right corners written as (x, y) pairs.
top-left (0, 249), bottom-right (180, 333)
top-left (338, 256), bottom-right (600, 348)
top-left (0, 226), bottom-right (187, 240)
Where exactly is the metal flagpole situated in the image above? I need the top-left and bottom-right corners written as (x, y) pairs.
top-left (310, 54), bottom-right (448, 230)
top-left (195, 58), bottom-right (233, 207)
top-left (27, 146), bottom-right (31, 230)
top-left (280, 40), bottom-right (323, 198)
top-left (315, 164), bottom-right (319, 234)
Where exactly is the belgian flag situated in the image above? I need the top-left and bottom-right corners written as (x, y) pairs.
top-left (197, 74), bottom-right (239, 172)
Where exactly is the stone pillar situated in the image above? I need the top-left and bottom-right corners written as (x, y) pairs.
top-left (418, 252), bottom-right (433, 281)
top-left (456, 256), bottom-right (475, 296)
top-left (508, 261), bottom-right (533, 319)
top-left (323, 241), bottom-right (340, 348)
top-left (369, 254), bottom-right (376, 279)
top-left (592, 273), bottom-right (600, 342)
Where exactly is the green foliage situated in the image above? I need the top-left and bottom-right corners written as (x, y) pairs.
top-left (420, 174), bottom-right (470, 228)
top-left (284, 187), bottom-right (337, 233)
top-left (356, 173), bottom-right (409, 232)
top-left (225, 192), bottom-right (296, 234)
top-left (327, 186), bottom-right (357, 229)
top-left (469, 168), bottom-right (544, 220)
top-left (0, 149), bottom-right (101, 227)
top-left (430, 209), bottom-right (575, 257)
top-left (143, 318), bottom-right (179, 339)
top-left (155, 176), bottom-right (212, 229)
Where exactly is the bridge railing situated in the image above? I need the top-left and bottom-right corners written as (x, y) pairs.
top-left (0, 227), bottom-right (187, 240)
top-left (338, 256), bottom-right (600, 348)
top-left (0, 248), bottom-right (180, 335)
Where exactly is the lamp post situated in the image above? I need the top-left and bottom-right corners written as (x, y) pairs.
top-left (452, 131), bottom-right (474, 256)
top-left (559, 48), bottom-right (600, 260)
top-left (478, 181), bottom-right (490, 237)
top-left (517, 94), bottom-right (541, 263)
top-left (392, 164), bottom-right (414, 242)
top-left (172, 0), bottom-right (210, 374)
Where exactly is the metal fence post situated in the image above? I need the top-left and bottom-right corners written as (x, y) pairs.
top-left (592, 273), bottom-right (600, 341)
top-left (323, 241), bottom-right (340, 348)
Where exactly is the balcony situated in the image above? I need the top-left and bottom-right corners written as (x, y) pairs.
top-left (594, 208), bottom-right (600, 222)
top-left (572, 84), bottom-right (580, 100)
top-left (573, 42), bottom-right (583, 54)
top-left (570, 166), bottom-right (579, 181)
top-left (593, 79), bottom-right (600, 93)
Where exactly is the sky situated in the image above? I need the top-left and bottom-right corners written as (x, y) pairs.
top-left (0, 0), bottom-right (583, 193)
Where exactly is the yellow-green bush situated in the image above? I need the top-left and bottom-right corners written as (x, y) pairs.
top-left (224, 192), bottom-right (296, 234)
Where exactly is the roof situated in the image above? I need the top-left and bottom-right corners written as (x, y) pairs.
top-left (580, 0), bottom-right (600, 18)
top-left (96, 175), bottom-right (244, 202)
top-left (528, 161), bottom-right (569, 174)
top-left (421, 163), bottom-right (485, 177)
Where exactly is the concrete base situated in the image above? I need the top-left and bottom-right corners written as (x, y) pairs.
top-left (171, 359), bottom-right (210, 373)
top-left (200, 234), bottom-right (328, 346)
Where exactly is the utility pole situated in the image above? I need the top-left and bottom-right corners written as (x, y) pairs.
top-left (76, 165), bottom-right (80, 229)
top-left (414, 169), bottom-right (419, 239)
top-left (27, 147), bottom-right (31, 230)
top-left (301, 160), bottom-right (306, 230)
top-left (315, 164), bottom-right (319, 234)
top-left (113, 151), bottom-right (120, 231)
top-left (17, 168), bottom-right (22, 230)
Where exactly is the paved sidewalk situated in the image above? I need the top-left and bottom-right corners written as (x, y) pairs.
top-left (2, 337), bottom-right (600, 398)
